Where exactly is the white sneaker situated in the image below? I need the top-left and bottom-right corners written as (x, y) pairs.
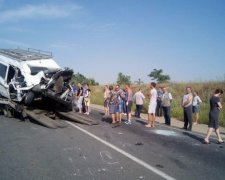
top-left (84, 112), bottom-right (89, 115)
top-left (125, 120), bottom-right (131, 125)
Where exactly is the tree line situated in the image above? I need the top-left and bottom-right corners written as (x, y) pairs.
top-left (117, 69), bottom-right (170, 85)
top-left (71, 72), bottom-right (99, 86)
top-left (71, 69), bottom-right (170, 86)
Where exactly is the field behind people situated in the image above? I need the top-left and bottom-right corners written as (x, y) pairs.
top-left (91, 82), bottom-right (225, 127)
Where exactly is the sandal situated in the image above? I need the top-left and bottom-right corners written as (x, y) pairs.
top-left (203, 140), bottom-right (210, 144)
top-left (217, 141), bottom-right (224, 144)
top-left (145, 124), bottom-right (152, 128)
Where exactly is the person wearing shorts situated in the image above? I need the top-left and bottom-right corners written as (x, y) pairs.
top-left (108, 85), bottom-right (119, 124)
top-left (192, 91), bottom-right (202, 125)
top-left (146, 82), bottom-right (157, 128)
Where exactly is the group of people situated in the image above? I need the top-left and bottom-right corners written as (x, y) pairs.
top-left (155, 87), bottom-right (203, 127)
top-left (103, 82), bottom-right (170, 127)
top-left (103, 82), bottom-right (224, 144)
top-left (103, 84), bottom-right (134, 124)
top-left (71, 83), bottom-right (91, 115)
top-left (181, 87), bottom-right (224, 144)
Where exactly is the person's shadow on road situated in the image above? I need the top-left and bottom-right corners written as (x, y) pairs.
top-left (182, 132), bottom-right (203, 143)
top-left (101, 115), bottom-right (112, 124)
top-left (135, 119), bottom-right (147, 125)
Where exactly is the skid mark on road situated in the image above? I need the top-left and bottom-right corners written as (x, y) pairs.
top-left (66, 121), bottom-right (176, 180)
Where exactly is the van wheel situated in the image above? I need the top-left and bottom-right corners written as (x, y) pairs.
top-left (24, 92), bottom-right (35, 105)
top-left (3, 106), bottom-right (13, 118)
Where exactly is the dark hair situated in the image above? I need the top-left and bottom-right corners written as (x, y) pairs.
top-left (151, 82), bottom-right (156, 88)
top-left (109, 85), bottom-right (113, 91)
top-left (194, 91), bottom-right (198, 95)
top-left (215, 89), bottom-right (223, 95)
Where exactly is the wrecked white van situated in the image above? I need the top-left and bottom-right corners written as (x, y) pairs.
top-left (0, 48), bottom-right (73, 106)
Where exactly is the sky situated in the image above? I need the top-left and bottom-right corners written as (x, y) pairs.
top-left (0, 0), bottom-right (225, 84)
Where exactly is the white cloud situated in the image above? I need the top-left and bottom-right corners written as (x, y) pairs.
top-left (0, 38), bottom-right (29, 47)
top-left (0, 3), bottom-right (81, 23)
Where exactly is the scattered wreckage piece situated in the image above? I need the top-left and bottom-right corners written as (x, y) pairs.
top-left (57, 111), bottom-right (99, 126)
top-left (69, 111), bottom-right (99, 125)
top-left (0, 97), bottom-right (98, 128)
top-left (25, 109), bottom-right (59, 129)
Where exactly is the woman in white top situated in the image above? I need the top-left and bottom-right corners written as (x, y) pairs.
top-left (192, 91), bottom-right (202, 124)
top-left (146, 82), bottom-right (157, 128)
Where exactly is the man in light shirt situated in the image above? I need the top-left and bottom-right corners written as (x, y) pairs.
top-left (161, 87), bottom-right (173, 125)
top-left (133, 88), bottom-right (145, 118)
top-left (146, 82), bottom-right (157, 128)
top-left (182, 87), bottom-right (193, 131)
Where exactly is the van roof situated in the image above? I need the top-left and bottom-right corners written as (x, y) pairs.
top-left (0, 48), bottom-right (53, 61)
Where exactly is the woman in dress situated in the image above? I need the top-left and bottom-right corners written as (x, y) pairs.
top-left (204, 89), bottom-right (224, 144)
top-left (103, 85), bottom-right (110, 116)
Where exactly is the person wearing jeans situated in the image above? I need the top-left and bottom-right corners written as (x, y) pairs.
top-left (133, 88), bottom-right (145, 118)
top-left (182, 87), bottom-right (193, 131)
top-left (161, 87), bottom-right (173, 125)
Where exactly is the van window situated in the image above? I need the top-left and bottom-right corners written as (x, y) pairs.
top-left (0, 63), bottom-right (7, 79)
top-left (7, 66), bottom-right (15, 83)
top-left (29, 66), bottom-right (49, 75)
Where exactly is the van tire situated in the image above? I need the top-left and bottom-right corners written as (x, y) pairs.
top-left (3, 106), bottom-right (13, 118)
top-left (24, 92), bottom-right (35, 105)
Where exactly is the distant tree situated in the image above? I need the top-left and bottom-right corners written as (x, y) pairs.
top-left (148, 69), bottom-right (170, 83)
top-left (88, 78), bottom-right (99, 86)
top-left (134, 78), bottom-right (144, 85)
top-left (71, 73), bottom-right (99, 86)
top-left (116, 72), bottom-right (131, 85)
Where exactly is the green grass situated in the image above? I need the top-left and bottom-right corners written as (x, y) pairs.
top-left (90, 82), bottom-right (225, 127)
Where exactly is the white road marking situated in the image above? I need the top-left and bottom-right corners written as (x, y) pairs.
top-left (66, 121), bottom-right (176, 180)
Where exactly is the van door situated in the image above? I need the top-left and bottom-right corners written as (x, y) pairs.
top-left (0, 62), bottom-right (9, 98)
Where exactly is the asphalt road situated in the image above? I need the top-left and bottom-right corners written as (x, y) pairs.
top-left (0, 110), bottom-right (225, 180)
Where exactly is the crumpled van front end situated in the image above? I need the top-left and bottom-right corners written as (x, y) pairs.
top-left (0, 48), bottom-right (73, 108)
